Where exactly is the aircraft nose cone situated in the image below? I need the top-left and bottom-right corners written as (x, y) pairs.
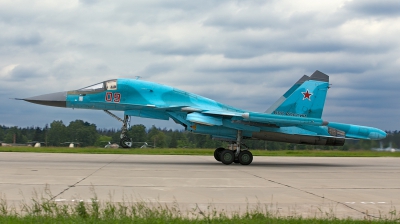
top-left (24, 91), bottom-right (67, 108)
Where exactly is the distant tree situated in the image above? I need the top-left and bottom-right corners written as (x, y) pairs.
top-left (1, 121), bottom-right (398, 149)
top-left (94, 135), bottom-right (112, 147)
top-left (67, 120), bottom-right (98, 147)
top-left (129, 124), bottom-right (147, 143)
top-left (0, 127), bottom-right (4, 141)
top-left (32, 127), bottom-right (45, 142)
top-left (202, 135), bottom-right (216, 148)
top-left (147, 126), bottom-right (166, 148)
top-left (111, 131), bottom-right (122, 144)
top-left (169, 132), bottom-right (178, 148)
top-left (97, 128), bottom-right (117, 137)
top-left (4, 127), bottom-right (27, 144)
top-left (176, 132), bottom-right (193, 148)
top-left (152, 132), bottom-right (166, 148)
top-left (47, 121), bottom-right (67, 146)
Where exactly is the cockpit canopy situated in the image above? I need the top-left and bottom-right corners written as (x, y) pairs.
top-left (78, 80), bottom-right (117, 92)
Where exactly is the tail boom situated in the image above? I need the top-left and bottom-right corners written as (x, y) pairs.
top-left (327, 122), bottom-right (386, 140)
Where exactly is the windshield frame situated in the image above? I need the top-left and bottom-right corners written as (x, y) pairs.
top-left (69, 79), bottom-right (118, 95)
top-left (78, 82), bottom-right (105, 92)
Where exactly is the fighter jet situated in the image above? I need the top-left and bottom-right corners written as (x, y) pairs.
top-left (19, 71), bottom-right (386, 165)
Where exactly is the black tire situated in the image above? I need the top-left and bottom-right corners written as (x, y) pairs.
top-left (213, 148), bottom-right (225, 161)
top-left (120, 137), bottom-right (131, 148)
top-left (238, 150), bottom-right (253, 165)
top-left (220, 150), bottom-right (235, 165)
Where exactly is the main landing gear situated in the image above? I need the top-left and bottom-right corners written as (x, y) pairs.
top-left (104, 110), bottom-right (132, 148)
top-left (214, 130), bottom-right (253, 165)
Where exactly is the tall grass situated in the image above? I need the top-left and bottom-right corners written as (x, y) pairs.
top-left (0, 186), bottom-right (399, 223)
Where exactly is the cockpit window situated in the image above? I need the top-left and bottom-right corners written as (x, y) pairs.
top-left (79, 82), bottom-right (105, 91)
top-left (78, 79), bottom-right (118, 92)
top-left (105, 80), bottom-right (117, 90)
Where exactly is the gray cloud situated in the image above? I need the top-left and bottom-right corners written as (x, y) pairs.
top-left (345, 0), bottom-right (400, 16)
top-left (14, 32), bottom-right (43, 46)
top-left (6, 65), bottom-right (42, 81)
top-left (138, 41), bottom-right (207, 56)
top-left (0, 0), bottom-right (399, 131)
top-left (140, 62), bottom-right (174, 76)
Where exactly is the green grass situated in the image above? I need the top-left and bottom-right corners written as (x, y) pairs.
top-left (0, 188), bottom-right (398, 224)
top-left (0, 146), bottom-right (400, 157)
top-left (2, 214), bottom-right (397, 224)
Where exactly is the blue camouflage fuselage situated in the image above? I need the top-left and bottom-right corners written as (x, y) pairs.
top-left (63, 78), bottom-right (386, 145)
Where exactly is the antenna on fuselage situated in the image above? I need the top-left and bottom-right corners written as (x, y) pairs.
top-left (135, 76), bottom-right (141, 80)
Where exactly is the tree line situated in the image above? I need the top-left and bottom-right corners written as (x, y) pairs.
top-left (0, 120), bottom-right (399, 150)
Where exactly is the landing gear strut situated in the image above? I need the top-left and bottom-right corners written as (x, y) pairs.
top-left (104, 110), bottom-right (132, 148)
top-left (213, 130), bottom-right (253, 165)
top-left (119, 115), bottom-right (132, 148)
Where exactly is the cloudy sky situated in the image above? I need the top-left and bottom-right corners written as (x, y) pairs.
top-left (1, 0), bottom-right (399, 131)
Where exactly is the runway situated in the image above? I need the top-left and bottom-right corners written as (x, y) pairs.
top-left (0, 152), bottom-right (399, 219)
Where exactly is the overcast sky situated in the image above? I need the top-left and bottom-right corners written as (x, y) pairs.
top-left (1, 0), bottom-right (399, 131)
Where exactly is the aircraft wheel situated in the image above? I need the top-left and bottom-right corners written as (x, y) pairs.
top-left (238, 150), bottom-right (253, 165)
top-left (220, 150), bottom-right (235, 165)
top-left (120, 137), bottom-right (132, 148)
top-left (213, 148), bottom-right (225, 161)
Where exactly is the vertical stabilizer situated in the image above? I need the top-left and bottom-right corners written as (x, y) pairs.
top-left (265, 75), bottom-right (310, 113)
top-left (267, 70), bottom-right (329, 118)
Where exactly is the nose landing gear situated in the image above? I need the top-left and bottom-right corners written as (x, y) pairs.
top-left (119, 115), bottom-right (132, 148)
top-left (104, 110), bottom-right (132, 148)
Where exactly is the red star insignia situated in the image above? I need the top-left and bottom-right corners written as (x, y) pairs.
top-left (302, 89), bottom-right (312, 101)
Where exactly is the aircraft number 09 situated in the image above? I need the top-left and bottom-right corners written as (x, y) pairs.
top-left (105, 92), bottom-right (121, 103)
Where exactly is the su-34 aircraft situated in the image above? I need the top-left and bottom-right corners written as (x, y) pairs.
top-left (20, 70), bottom-right (386, 165)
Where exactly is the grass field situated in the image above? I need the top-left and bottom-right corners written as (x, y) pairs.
top-left (0, 193), bottom-right (398, 224)
top-left (0, 146), bottom-right (399, 157)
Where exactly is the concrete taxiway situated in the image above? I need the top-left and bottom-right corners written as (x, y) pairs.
top-left (0, 152), bottom-right (399, 219)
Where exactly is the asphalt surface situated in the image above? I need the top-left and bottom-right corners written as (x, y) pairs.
top-left (0, 152), bottom-right (399, 219)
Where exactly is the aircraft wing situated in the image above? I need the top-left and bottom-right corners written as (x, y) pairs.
top-left (192, 110), bottom-right (325, 128)
top-left (202, 110), bottom-right (243, 117)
